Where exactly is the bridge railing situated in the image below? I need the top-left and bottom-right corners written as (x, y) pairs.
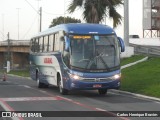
top-left (0, 40), bottom-right (30, 46)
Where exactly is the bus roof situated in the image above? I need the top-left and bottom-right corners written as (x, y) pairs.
top-left (32, 23), bottom-right (116, 38)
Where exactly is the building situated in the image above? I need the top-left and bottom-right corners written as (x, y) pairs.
top-left (143, 0), bottom-right (160, 37)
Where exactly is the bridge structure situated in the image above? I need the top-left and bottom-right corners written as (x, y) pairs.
top-left (0, 40), bottom-right (30, 69)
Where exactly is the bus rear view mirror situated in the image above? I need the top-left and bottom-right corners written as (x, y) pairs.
top-left (117, 37), bottom-right (125, 52)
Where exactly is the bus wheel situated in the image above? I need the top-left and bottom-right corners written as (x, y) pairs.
top-left (98, 89), bottom-right (107, 95)
top-left (58, 75), bottom-right (68, 95)
top-left (37, 79), bottom-right (44, 88)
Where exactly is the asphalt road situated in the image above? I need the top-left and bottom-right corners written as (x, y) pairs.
top-left (0, 74), bottom-right (160, 120)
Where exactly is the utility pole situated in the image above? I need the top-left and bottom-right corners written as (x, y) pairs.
top-left (17, 8), bottom-right (20, 40)
top-left (121, 0), bottom-right (134, 58)
top-left (36, 0), bottom-right (42, 32)
top-left (39, 7), bottom-right (42, 32)
top-left (2, 14), bottom-right (5, 41)
top-left (64, 0), bottom-right (65, 23)
top-left (7, 32), bottom-right (10, 73)
top-left (124, 0), bottom-right (129, 46)
top-left (7, 32), bottom-right (10, 61)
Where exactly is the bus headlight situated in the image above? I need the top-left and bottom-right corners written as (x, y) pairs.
top-left (69, 73), bottom-right (83, 80)
top-left (112, 74), bottom-right (121, 79)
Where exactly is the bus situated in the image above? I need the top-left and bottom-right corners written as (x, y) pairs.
top-left (30, 23), bottom-right (125, 95)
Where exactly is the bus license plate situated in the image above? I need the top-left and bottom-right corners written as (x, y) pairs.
top-left (93, 84), bottom-right (102, 88)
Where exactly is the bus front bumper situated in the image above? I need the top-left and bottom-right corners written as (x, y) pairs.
top-left (68, 79), bottom-right (120, 90)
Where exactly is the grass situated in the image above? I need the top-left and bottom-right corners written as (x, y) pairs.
top-left (121, 57), bottom-right (160, 98)
top-left (8, 69), bottom-right (29, 77)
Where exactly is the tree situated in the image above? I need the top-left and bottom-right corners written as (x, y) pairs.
top-left (68, 0), bottom-right (123, 28)
top-left (49, 16), bottom-right (81, 28)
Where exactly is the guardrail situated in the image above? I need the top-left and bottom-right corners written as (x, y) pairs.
top-left (130, 44), bottom-right (160, 56)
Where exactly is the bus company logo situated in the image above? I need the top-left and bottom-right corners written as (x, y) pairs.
top-left (44, 58), bottom-right (52, 64)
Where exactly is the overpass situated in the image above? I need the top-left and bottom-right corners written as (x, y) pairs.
top-left (0, 40), bottom-right (30, 69)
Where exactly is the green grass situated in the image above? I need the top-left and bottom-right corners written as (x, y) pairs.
top-left (8, 69), bottom-right (29, 77)
top-left (121, 57), bottom-right (160, 98)
top-left (121, 55), bottom-right (146, 66)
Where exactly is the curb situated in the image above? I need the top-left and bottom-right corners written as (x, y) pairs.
top-left (121, 56), bottom-right (148, 69)
top-left (110, 89), bottom-right (160, 102)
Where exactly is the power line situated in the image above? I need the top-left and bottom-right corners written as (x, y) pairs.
top-left (24, 0), bottom-right (39, 14)
top-left (0, 30), bottom-right (6, 40)
top-left (43, 10), bottom-right (64, 16)
top-left (24, 0), bottom-right (42, 33)
top-left (21, 15), bottom-right (38, 39)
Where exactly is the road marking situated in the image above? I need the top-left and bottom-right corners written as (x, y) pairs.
top-left (57, 96), bottom-right (130, 120)
top-left (23, 85), bottom-right (31, 88)
top-left (0, 99), bottom-right (24, 120)
top-left (56, 96), bottom-right (73, 102)
top-left (1, 97), bottom-right (62, 102)
top-left (95, 108), bottom-right (107, 111)
top-left (40, 90), bottom-right (47, 93)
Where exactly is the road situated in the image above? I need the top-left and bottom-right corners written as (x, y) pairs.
top-left (0, 74), bottom-right (160, 120)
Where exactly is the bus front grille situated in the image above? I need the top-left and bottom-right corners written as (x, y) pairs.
top-left (81, 78), bottom-right (113, 82)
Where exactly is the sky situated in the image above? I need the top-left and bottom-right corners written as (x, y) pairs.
top-left (0, 0), bottom-right (143, 41)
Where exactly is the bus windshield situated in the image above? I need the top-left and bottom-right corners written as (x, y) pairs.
top-left (69, 34), bottom-right (120, 71)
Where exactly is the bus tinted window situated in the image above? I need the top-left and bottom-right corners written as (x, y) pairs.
top-left (49, 34), bottom-right (54, 51)
top-left (54, 33), bottom-right (59, 51)
top-left (30, 39), bottom-right (35, 52)
top-left (35, 38), bottom-right (39, 52)
top-left (39, 37), bottom-right (44, 52)
top-left (44, 36), bottom-right (49, 52)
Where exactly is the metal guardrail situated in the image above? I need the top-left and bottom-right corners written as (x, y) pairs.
top-left (130, 44), bottom-right (160, 56)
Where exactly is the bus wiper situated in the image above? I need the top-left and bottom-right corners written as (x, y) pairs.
top-left (97, 54), bottom-right (110, 71)
top-left (85, 57), bottom-right (94, 69)
top-left (85, 52), bottom-right (110, 71)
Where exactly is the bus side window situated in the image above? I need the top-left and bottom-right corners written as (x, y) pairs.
top-left (35, 38), bottom-right (39, 52)
top-left (30, 39), bottom-right (35, 52)
top-left (44, 36), bottom-right (49, 52)
top-left (39, 37), bottom-right (44, 52)
top-left (54, 33), bottom-right (59, 51)
top-left (59, 36), bottom-right (65, 52)
top-left (49, 34), bottom-right (54, 51)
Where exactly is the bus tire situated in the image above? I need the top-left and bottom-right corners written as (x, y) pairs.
top-left (37, 79), bottom-right (44, 88)
top-left (36, 70), bottom-right (48, 88)
top-left (57, 74), bottom-right (68, 95)
top-left (98, 89), bottom-right (107, 95)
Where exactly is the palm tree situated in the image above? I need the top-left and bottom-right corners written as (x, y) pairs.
top-left (68, 0), bottom-right (123, 28)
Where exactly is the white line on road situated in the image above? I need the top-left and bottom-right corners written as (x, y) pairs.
top-left (1, 97), bottom-right (61, 102)
top-left (23, 85), bottom-right (31, 88)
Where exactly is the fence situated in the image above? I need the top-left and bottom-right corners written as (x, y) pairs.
top-left (130, 44), bottom-right (160, 56)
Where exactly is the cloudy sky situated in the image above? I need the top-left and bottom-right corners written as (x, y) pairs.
top-left (0, 0), bottom-right (143, 40)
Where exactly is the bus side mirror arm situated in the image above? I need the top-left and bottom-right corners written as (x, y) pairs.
top-left (117, 37), bottom-right (125, 52)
